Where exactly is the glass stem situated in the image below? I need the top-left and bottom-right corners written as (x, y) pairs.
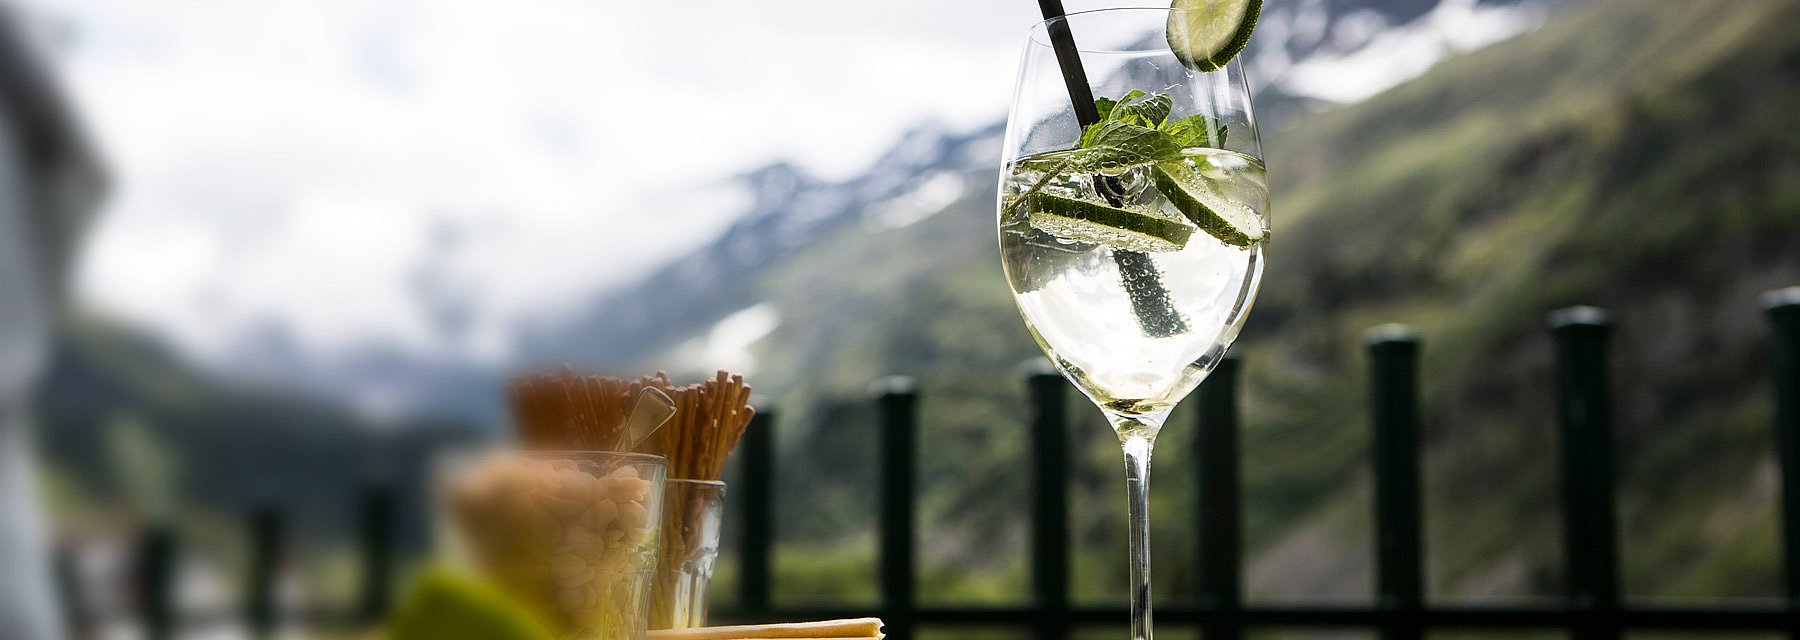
top-left (1112, 413), bottom-right (1162, 640)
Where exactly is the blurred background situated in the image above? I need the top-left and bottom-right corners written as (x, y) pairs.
top-left (4, 0), bottom-right (1799, 637)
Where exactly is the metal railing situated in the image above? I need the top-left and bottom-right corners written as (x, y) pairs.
top-left (715, 292), bottom-right (1800, 639)
top-left (78, 288), bottom-right (1800, 639)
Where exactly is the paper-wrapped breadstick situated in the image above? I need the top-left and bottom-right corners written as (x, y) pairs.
top-left (648, 618), bottom-right (885, 640)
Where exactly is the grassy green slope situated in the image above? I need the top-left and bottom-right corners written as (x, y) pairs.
top-left (1247, 0), bottom-right (1800, 601)
top-left (711, 0), bottom-right (1800, 607)
top-left (33, 311), bottom-right (479, 551)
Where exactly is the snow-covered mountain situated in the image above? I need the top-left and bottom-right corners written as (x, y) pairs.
top-left (1247, 0), bottom-right (1555, 124)
top-left (519, 120), bottom-right (1004, 369)
top-left (94, 0), bottom-right (1565, 419)
top-left (521, 0), bottom-right (1563, 392)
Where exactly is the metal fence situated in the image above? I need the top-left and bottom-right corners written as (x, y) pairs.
top-left (80, 289), bottom-right (1800, 639)
top-left (716, 292), bottom-right (1800, 640)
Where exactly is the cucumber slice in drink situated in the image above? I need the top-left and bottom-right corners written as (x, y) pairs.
top-left (1167, 0), bottom-right (1262, 72)
top-left (1026, 192), bottom-right (1194, 253)
top-left (1151, 161), bottom-right (1265, 247)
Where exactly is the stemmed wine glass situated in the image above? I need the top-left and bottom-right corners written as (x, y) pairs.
top-left (998, 8), bottom-right (1266, 640)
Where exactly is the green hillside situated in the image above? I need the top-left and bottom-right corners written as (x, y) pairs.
top-left (33, 311), bottom-right (481, 551)
top-left (1249, 0), bottom-right (1800, 601)
top-left (714, 0), bottom-right (1800, 607)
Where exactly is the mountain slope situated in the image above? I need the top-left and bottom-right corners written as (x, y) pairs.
top-left (33, 311), bottom-right (481, 548)
top-left (1241, 0), bottom-right (1800, 600)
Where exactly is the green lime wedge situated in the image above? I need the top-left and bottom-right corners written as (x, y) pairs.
top-left (1167, 0), bottom-right (1262, 72)
top-left (384, 565), bottom-right (555, 640)
top-left (1151, 162), bottom-right (1265, 247)
top-left (1026, 192), bottom-right (1194, 252)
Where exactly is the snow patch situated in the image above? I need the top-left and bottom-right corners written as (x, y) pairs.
top-left (668, 303), bottom-right (781, 375)
top-left (1276, 0), bottom-right (1545, 103)
top-left (869, 172), bottom-right (967, 231)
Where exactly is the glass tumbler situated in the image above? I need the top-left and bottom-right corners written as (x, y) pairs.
top-left (649, 479), bottom-right (725, 629)
top-left (442, 450), bottom-right (667, 640)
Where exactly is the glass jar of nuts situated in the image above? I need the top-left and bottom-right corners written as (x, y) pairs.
top-left (442, 451), bottom-right (667, 640)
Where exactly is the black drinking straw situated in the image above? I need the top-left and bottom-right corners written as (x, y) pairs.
top-left (1037, 0), bottom-right (1103, 125)
top-left (1034, 0), bottom-right (1188, 338)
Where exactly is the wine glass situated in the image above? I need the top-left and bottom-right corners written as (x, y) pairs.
top-left (997, 8), bottom-right (1266, 640)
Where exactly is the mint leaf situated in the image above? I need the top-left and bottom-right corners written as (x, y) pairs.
top-left (1068, 120), bottom-right (1186, 173)
top-left (1162, 114), bottom-right (1228, 148)
top-left (1115, 93), bottom-right (1173, 128)
top-left (1095, 90), bottom-right (1171, 128)
top-left (1078, 119), bottom-right (1104, 148)
top-left (1095, 98), bottom-right (1117, 120)
top-left (1094, 89), bottom-right (1147, 121)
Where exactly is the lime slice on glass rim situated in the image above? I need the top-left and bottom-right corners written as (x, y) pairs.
top-left (1026, 192), bottom-right (1194, 253)
top-left (1151, 161), bottom-right (1265, 248)
top-left (1166, 0), bottom-right (1263, 72)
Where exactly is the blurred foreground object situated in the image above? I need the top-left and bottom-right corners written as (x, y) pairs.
top-left (442, 451), bottom-right (667, 640)
top-left (383, 565), bottom-right (555, 640)
top-left (0, 4), bottom-right (107, 640)
top-left (506, 368), bottom-right (758, 629)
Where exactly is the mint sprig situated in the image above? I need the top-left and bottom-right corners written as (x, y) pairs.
top-left (1006, 91), bottom-right (1229, 211)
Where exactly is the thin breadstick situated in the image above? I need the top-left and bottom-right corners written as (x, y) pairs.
top-left (664, 637), bottom-right (877, 640)
top-left (503, 368), bottom-right (756, 474)
top-left (647, 618), bottom-right (885, 640)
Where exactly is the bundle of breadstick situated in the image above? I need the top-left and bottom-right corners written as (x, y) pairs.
top-left (649, 618), bottom-right (885, 640)
top-left (636, 372), bottom-right (755, 628)
top-left (506, 369), bottom-right (755, 467)
top-left (507, 368), bottom-right (759, 628)
top-left (507, 368), bottom-right (664, 450)
top-left (639, 370), bottom-right (755, 480)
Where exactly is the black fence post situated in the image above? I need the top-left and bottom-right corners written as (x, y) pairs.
top-left (1028, 363), bottom-right (1071, 640)
top-left (55, 542), bottom-right (95, 640)
top-left (739, 408), bottom-right (777, 612)
top-left (1195, 355), bottom-right (1243, 640)
top-left (246, 506), bottom-right (282, 638)
top-left (873, 377), bottom-right (918, 640)
top-left (1763, 287), bottom-right (1800, 633)
top-left (133, 524), bottom-right (177, 640)
top-left (1367, 326), bottom-right (1424, 640)
top-left (356, 485), bottom-right (395, 626)
top-left (1550, 306), bottom-right (1621, 640)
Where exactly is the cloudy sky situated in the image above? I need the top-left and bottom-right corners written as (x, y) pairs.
top-left (17, 0), bottom-right (1537, 372)
top-left (18, 0), bottom-right (1037, 363)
